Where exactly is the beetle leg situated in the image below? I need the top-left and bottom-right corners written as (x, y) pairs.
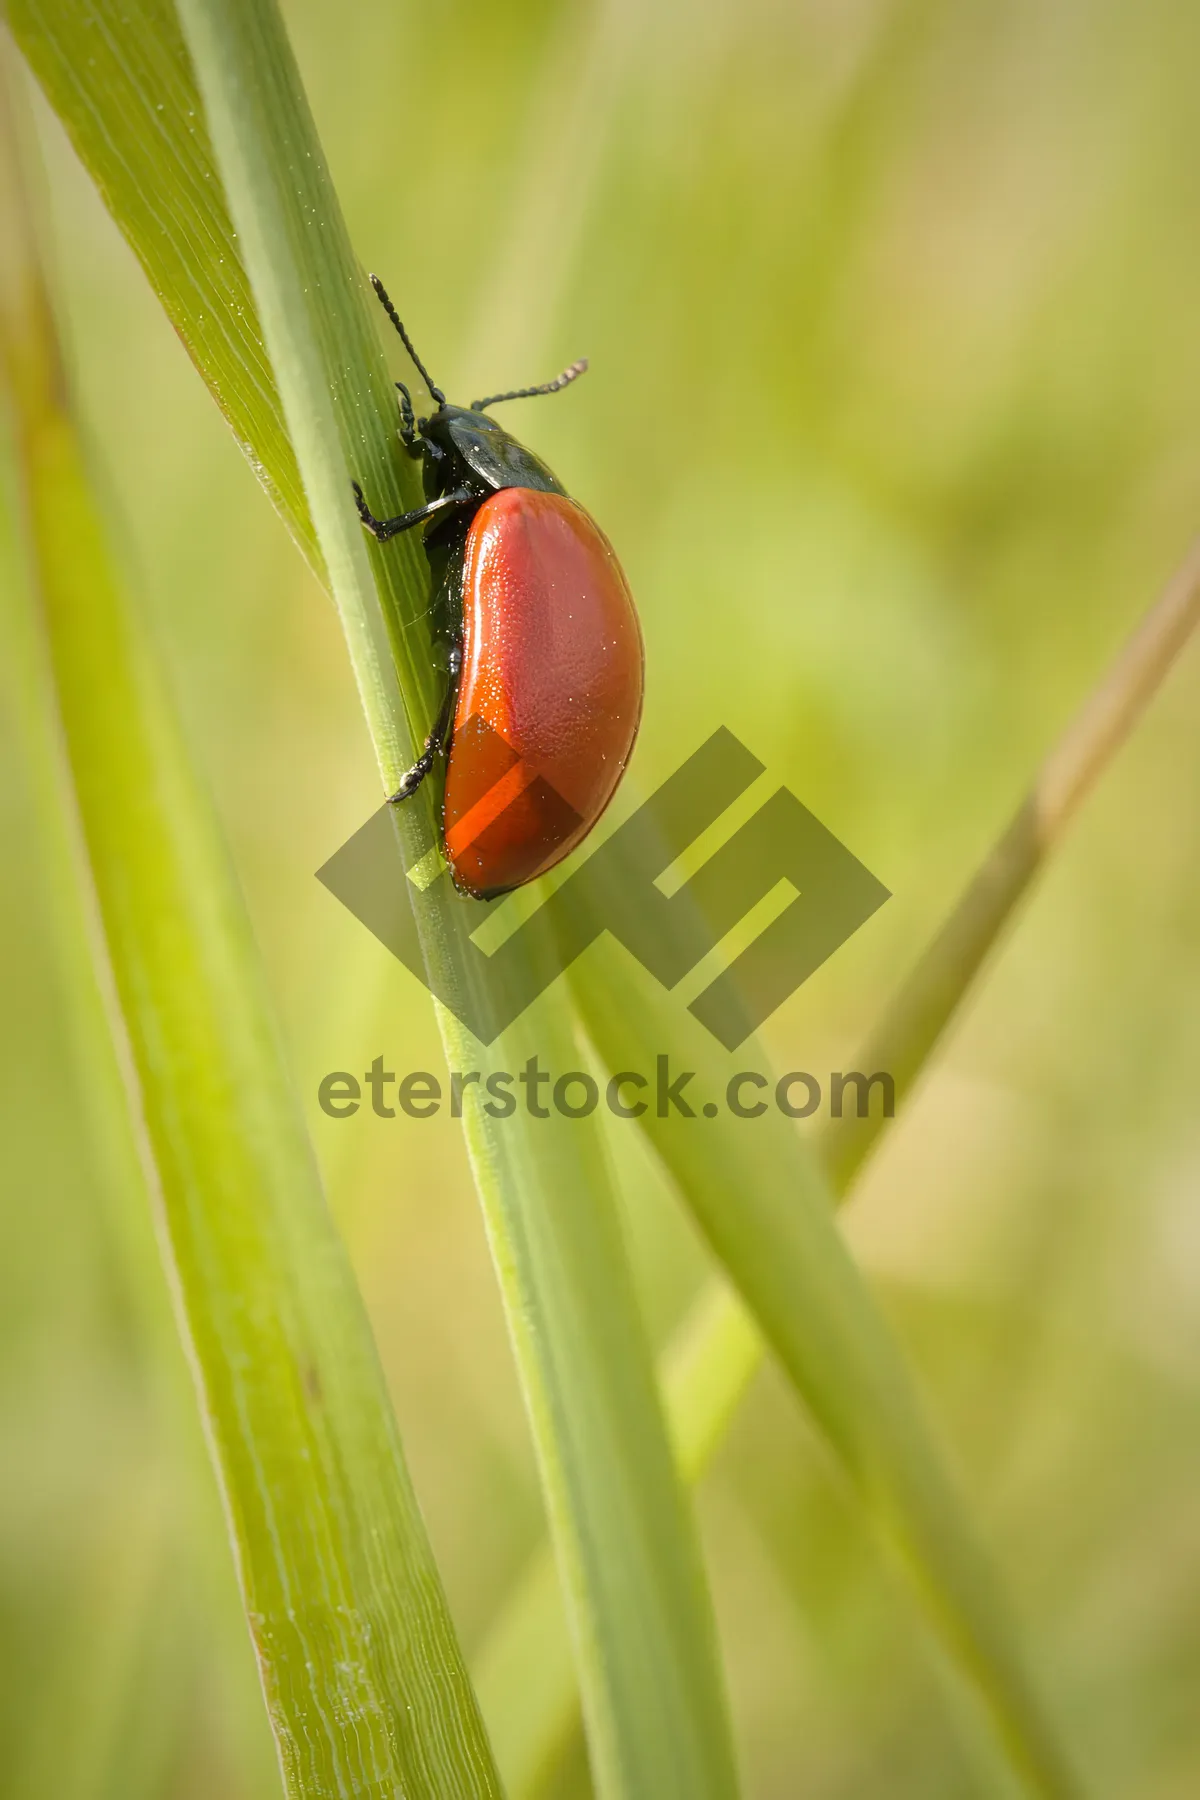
top-left (353, 482), bottom-right (475, 542)
top-left (388, 642), bottom-right (463, 804)
top-left (395, 381), bottom-right (420, 451)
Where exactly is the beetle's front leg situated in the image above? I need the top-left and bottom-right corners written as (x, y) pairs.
top-left (388, 641), bottom-right (463, 803)
top-left (353, 482), bottom-right (474, 542)
top-left (394, 381), bottom-right (421, 451)
top-left (394, 385), bottom-right (450, 461)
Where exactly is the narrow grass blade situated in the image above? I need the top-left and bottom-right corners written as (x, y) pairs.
top-left (15, 3), bottom-right (743, 1793)
top-left (481, 539), bottom-right (1200, 1792)
top-left (573, 966), bottom-right (1084, 1800)
top-left (821, 534), bottom-right (1200, 1192)
top-left (475, 1281), bottom-right (760, 1797)
top-left (0, 64), bottom-right (503, 1800)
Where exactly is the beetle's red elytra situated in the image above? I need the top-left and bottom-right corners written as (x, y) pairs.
top-left (444, 488), bottom-right (643, 897)
top-left (353, 276), bottom-right (644, 899)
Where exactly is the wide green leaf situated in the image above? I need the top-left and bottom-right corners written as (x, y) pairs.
top-left (0, 53), bottom-right (503, 1800)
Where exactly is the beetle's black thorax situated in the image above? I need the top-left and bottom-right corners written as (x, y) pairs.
top-left (421, 405), bottom-right (566, 504)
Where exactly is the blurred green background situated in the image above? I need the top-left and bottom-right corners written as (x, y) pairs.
top-left (4, 0), bottom-right (1200, 1794)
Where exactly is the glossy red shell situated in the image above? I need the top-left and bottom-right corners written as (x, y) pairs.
top-left (443, 487), bottom-right (644, 898)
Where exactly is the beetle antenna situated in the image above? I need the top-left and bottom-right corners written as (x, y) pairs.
top-left (472, 358), bottom-right (588, 412)
top-left (369, 275), bottom-right (447, 406)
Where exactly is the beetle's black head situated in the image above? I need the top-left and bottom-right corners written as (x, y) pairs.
top-left (420, 402), bottom-right (482, 444)
top-left (367, 277), bottom-right (583, 497)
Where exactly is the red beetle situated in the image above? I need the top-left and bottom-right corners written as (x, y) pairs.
top-left (354, 278), bottom-right (643, 899)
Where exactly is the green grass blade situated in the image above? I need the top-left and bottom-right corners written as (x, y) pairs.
top-left (475, 1281), bottom-right (760, 1797)
top-left (12, 3), bottom-right (744, 1793)
top-left (481, 538), bottom-right (1200, 1792)
top-left (575, 968), bottom-right (1083, 1800)
top-left (820, 534), bottom-right (1200, 1193)
top-left (0, 64), bottom-right (503, 1800)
